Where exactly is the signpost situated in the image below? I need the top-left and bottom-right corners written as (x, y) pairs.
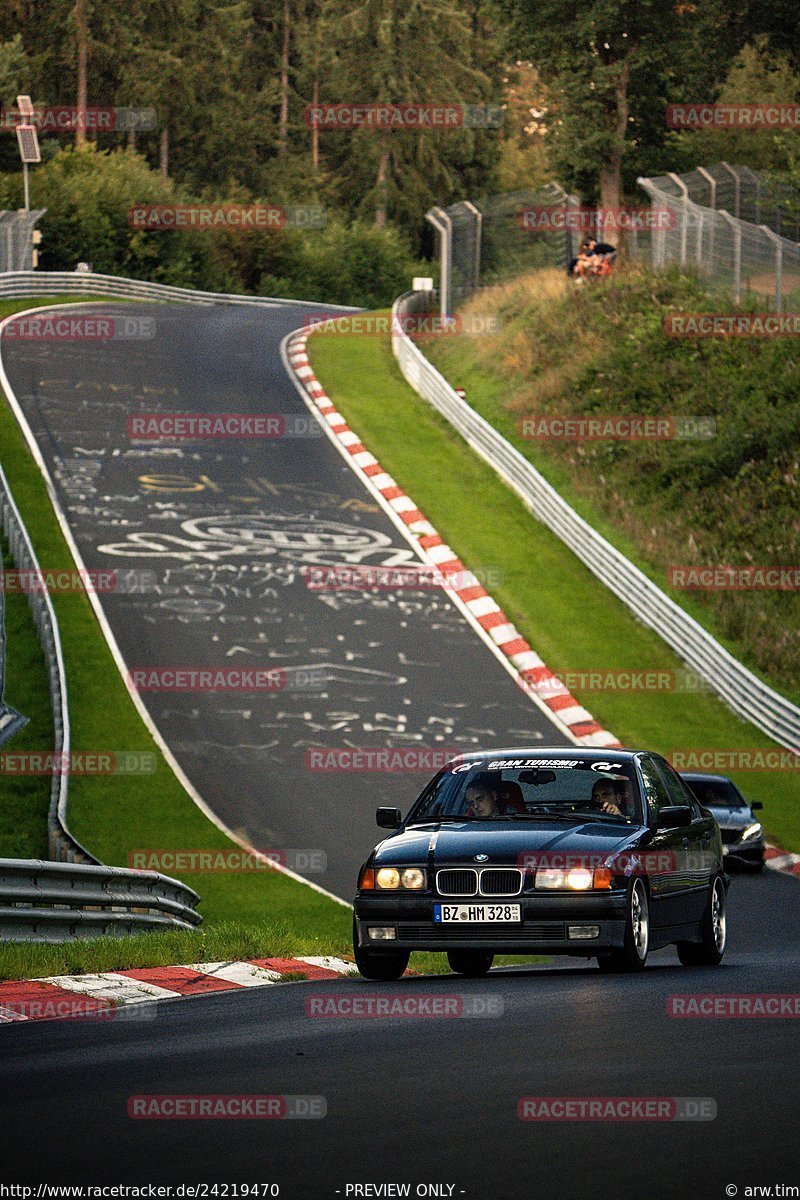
top-left (15, 96), bottom-right (41, 213)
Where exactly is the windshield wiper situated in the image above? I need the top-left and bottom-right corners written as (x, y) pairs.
top-left (509, 810), bottom-right (589, 822)
top-left (407, 815), bottom-right (476, 824)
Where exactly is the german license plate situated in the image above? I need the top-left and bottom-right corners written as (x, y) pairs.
top-left (434, 903), bottom-right (521, 923)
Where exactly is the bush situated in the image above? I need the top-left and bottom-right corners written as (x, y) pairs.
top-left (0, 148), bottom-right (431, 306)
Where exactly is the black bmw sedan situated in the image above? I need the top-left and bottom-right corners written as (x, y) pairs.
top-left (353, 748), bottom-right (727, 979)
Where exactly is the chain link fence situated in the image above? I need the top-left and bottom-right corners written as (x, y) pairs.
top-left (427, 183), bottom-right (579, 316)
top-left (432, 164), bottom-right (800, 314)
top-left (0, 210), bottom-right (46, 272)
top-left (636, 163), bottom-right (800, 311)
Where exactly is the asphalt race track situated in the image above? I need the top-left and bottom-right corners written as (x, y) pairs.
top-left (1, 872), bottom-right (798, 1196)
top-left (1, 302), bottom-right (570, 898)
top-left (2, 302), bottom-right (798, 1199)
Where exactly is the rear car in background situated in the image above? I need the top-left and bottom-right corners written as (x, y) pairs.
top-left (681, 772), bottom-right (765, 872)
top-left (353, 748), bottom-right (728, 979)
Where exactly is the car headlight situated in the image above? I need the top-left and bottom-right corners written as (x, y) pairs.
top-left (375, 866), bottom-right (426, 890)
top-left (535, 866), bottom-right (611, 890)
top-left (565, 867), bottom-right (593, 890)
top-left (741, 822), bottom-right (762, 842)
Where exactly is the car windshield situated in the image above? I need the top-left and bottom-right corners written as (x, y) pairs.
top-left (685, 778), bottom-right (748, 808)
top-left (408, 757), bottom-right (643, 824)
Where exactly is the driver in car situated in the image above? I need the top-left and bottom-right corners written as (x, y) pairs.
top-left (590, 777), bottom-right (626, 817)
top-left (465, 778), bottom-right (501, 818)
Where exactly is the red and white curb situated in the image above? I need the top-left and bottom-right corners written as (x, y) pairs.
top-left (0, 956), bottom-right (360, 1023)
top-left (285, 332), bottom-right (620, 750)
top-left (765, 843), bottom-right (800, 877)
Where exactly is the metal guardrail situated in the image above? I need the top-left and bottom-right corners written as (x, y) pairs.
top-left (391, 289), bottom-right (800, 753)
top-left (0, 270), bottom-right (361, 309)
top-left (0, 859), bottom-right (201, 942)
top-left (0, 277), bottom-right (223, 939)
top-left (0, 461), bottom-right (93, 865)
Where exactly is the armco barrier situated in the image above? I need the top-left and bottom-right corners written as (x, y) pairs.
top-left (0, 465), bottom-right (205, 942)
top-left (0, 270), bottom-right (361, 309)
top-left (0, 859), bottom-right (201, 942)
top-left (0, 461), bottom-right (92, 865)
top-left (0, 275), bottom-right (238, 939)
top-left (391, 289), bottom-right (800, 753)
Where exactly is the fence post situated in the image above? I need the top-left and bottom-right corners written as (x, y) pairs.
top-left (564, 193), bottom-right (581, 271)
top-left (696, 166), bottom-right (717, 266)
top-left (719, 161), bottom-right (741, 218)
top-left (695, 210), bottom-right (703, 266)
top-left (463, 201), bottom-right (482, 292)
top-left (719, 210), bottom-right (741, 303)
top-left (760, 225), bottom-right (784, 314)
top-left (425, 207), bottom-right (452, 320)
top-left (668, 173), bottom-right (689, 266)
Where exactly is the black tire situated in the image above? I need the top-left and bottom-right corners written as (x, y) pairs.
top-left (352, 919), bottom-right (410, 980)
top-left (353, 944), bottom-right (410, 980)
top-left (677, 875), bottom-right (726, 966)
top-left (597, 878), bottom-right (649, 973)
top-left (447, 950), bottom-right (494, 977)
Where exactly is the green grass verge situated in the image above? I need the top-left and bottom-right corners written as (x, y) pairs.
top-left (0, 536), bottom-right (53, 859)
top-left (0, 923), bottom-right (358, 982)
top-left (0, 931), bottom-right (540, 980)
top-left (307, 323), bottom-right (800, 853)
top-left (0, 295), bottom-right (354, 973)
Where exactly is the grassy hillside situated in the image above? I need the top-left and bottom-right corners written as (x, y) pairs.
top-left (309, 327), bottom-right (800, 854)
top-left (423, 265), bottom-right (800, 703)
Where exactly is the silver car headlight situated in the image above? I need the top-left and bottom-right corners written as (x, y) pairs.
top-left (741, 822), bottom-right (762, 842)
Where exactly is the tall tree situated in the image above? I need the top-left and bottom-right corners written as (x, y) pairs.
top-left (498, 0), bottom-right (764, 209)
top-left (318, 0), bottom-right (501, 227)
top-left (73, 0), bottom-right (88, 147)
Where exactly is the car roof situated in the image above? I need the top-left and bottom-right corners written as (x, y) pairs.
top-left (680, 772), bottom-right (737, 784)
top-left (450, 747), bottom-right (642, 763)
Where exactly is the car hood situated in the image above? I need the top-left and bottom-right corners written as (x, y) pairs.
top-left (373, 820), bottom-right (647, 866)
top-left (706, 806), bottom-right (758, 831)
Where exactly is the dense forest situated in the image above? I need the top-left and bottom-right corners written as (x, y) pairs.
top-left (0, 1), bottom-right (797, 301)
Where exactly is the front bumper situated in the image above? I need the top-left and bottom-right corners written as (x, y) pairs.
top-left (722, 840), bottom-right (765, 868)
top-left (354, 891), bottom-right (630, 955)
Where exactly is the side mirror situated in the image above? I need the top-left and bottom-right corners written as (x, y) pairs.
top-left (656, 805), bottom-right (692, 830)
top-left (376, 806), bottom-right (401, 829)
top-left (751, 801), bottom-right (763, 811)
